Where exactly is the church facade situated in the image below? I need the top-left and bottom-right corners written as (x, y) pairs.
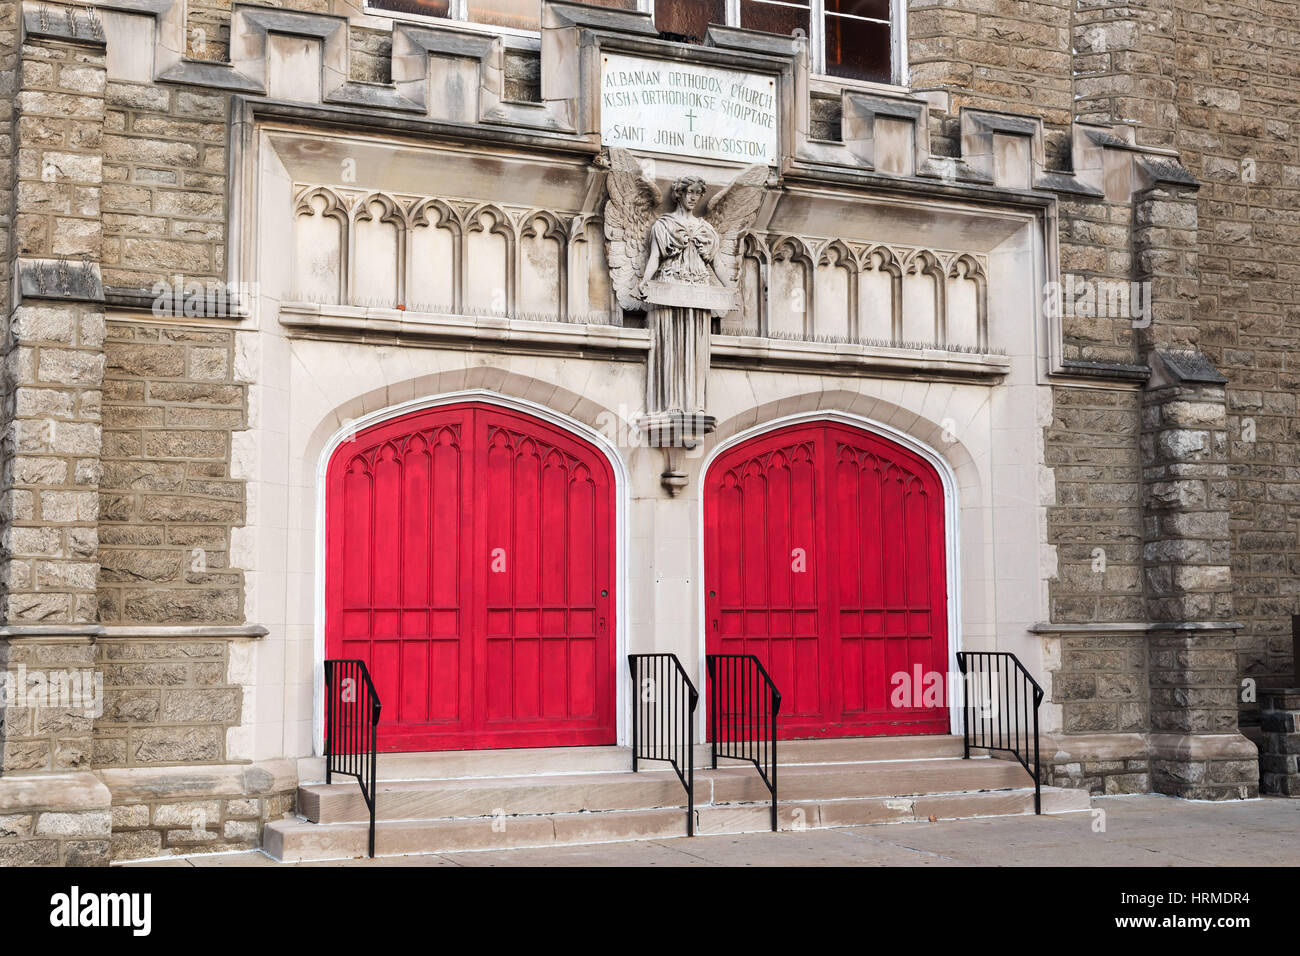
top-left (0, 0), bottom-right (1291, 864)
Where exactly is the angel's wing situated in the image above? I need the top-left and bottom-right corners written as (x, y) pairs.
top-left (603, 148), bottom-right (662, 311)
top-left (702, 164), bottom-right (768, 289)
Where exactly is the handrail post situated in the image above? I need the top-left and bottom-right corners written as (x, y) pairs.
top-left (324, 661), bottom-right (334, 785)
top-left (707, 656), bottom-right (718, 770)
top-left (1033, 686), bottom-right (1042, 815)
top-left (687, 683), bottom-right (697, 837)
top-left (770, 690), bottom-right (779, 832)
top-left (956, 652), bottom-right (970, 760)
top-left (629, 655), bottom-right (639, 774)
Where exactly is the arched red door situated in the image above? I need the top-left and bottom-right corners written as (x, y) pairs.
top-left (704, 420), bottom-right (949, 738)
top-left (325, 402), bottom-right (616, 751)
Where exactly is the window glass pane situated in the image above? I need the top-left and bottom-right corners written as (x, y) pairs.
top-left (824, 14), bottom-right (891, 82)
top-left (655, 0), bottom-right (726, 43)
top-left (368, 0), bottom-right (451, 20)
top-left (824, 0), bottom-right (890, 20)
top-left (740, 0), bottom-right (811, 39)
top-left (466, 0), bottom-right (540, 30)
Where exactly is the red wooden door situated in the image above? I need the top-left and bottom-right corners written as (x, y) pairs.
top-left (704, 421), bottom-right (949, 738)
top-left (325, 402), bottom-right (616, 751)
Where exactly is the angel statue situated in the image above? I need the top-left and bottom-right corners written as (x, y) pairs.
top-left (605, 148), bottom-right (767, 435)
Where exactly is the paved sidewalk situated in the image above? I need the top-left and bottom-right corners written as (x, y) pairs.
top-left (123, 794), bottom-right (1299, 867)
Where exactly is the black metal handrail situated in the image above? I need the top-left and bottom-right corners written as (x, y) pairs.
top-left (324, 659), bottom-right (382, 856)
top-left (629, 653), bottom-right (698, 836)
top-left (706, 653), bottom-right (781, 831)
top-left (956, 651), bottom-right (1042, 813)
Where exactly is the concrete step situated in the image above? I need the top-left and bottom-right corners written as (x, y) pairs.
top-left (297, 745), bottom-right (632, 784)
top-left (699, 784), bottom-right (1090, 833)
top-left (265, 785), bottom-right (1090, 862)
top-left (768, 734), bottom-right (964, 764)
top-left (710, 757), bottom-right (1029, 804)
top-left (297, 735), bottom-right (963, 785)
top-left (300, 769), bottom-right (689, 823)
top-left (299, 756), bottom-right (1031, 824)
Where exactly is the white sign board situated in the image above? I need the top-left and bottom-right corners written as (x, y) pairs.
top-left (600, 53), bottom-right (778, 166)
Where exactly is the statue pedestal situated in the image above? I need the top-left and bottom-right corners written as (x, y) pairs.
top-left (639, 410), bottom-right (716, 448)
top-left (638, 411), bottom-right (716, 497)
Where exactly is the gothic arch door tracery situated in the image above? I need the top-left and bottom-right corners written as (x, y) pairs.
top-left (704, 420), bottom-right (950, 738)
top-left (325, 401), bottom-right (617, 751)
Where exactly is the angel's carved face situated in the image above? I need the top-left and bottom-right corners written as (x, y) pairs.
top-left (672, 178), bottom-right (707, 214)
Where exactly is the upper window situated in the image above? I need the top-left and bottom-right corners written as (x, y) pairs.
top-left (367, 0), bottom-right (902, 85)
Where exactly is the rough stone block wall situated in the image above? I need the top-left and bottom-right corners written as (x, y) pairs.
top-left (1044, 388), bottom-right (1144, 624)
top-left (908, 0), bottom-right (1073, 165)
top-left (1054, 632), bottom-right (1148, 736)
top-left (4, 39), bottom-right (107, 629)
top-left (1055, 193), bottom-right (1145, 365)
top-left (102, 81), bottom-right (228, 296)
top-left (1072, 0), bottom-right (1177, 147)
top-left (98, 321), bottom-right (246, 625)
top-left (94, 638), bottom-right (243, 768)
top-left (106, 761), bottom-right (296, 861)
top-left (1170, 0), bottom-right (1300, 701)
top-left (1048, 751), bottom-right (1151, 795)
top-left (109, 786), bottom-right (294, 861)
top-left (0, 636), bottom-right (97, 772)
top-left (0, 1), bottom-right (15, 315)
top-left (0, 777), bottom-right (111, 865)
top-left (1259, 689), bottom-right (1300, 795)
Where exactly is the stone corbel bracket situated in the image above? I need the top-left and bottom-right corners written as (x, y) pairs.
top-left (1071, 122), bottom-right (1198, 203)
top-left (960, 109), bottom-right (1098, 197)
top-left (841, 93), bottom-right (935, 180)
top-left (393, 24), bottom-right (563, 128)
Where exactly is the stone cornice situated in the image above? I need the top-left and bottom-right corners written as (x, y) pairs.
top-left (0, 624), bottom-right (270, 641)
top-left (37, 0), bottom-right (1194, 205)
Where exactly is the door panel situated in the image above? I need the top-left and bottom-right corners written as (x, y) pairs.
top-left (705, 421), bottom-right (949, 738)
top-left (326, 402), bottom-right (615, 751)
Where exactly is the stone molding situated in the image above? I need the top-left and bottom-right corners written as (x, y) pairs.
top-left (0, 625), bottom-right (103, 641)
top-left (0, 624), bottom-right (269, 640)
top-left (96, 758), bottom-right (295, 800)
top-left (278, 302), bottom-right (652, 356)
top-left (97, 624), bottom-right (269, 639)
top-left (1030, 621), bottom-right (1243, 634)
top-left (55, 0), bottom-right (1192, 203)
